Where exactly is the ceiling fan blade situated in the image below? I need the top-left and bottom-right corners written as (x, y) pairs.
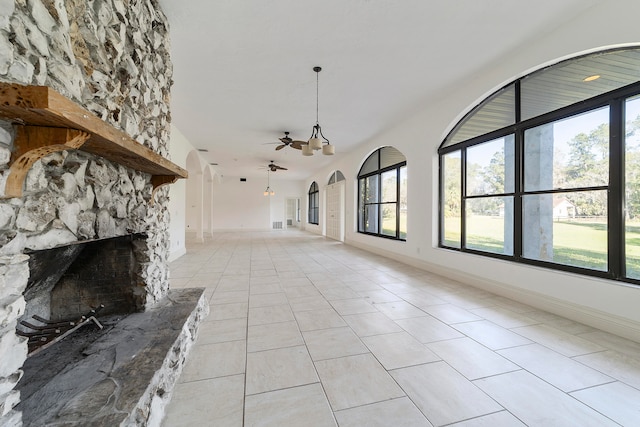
top-left (275, 144), bottom-right (285, 150)
top-left (276, 166), bottom-right (288, 170)
top-left (291, 141), bottom-right (305, 150)
top-left (279, 137), bottom-right (292, 143)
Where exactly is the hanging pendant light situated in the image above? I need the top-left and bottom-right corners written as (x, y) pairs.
top-left (304, 66), bottom-right (333, 156)
top-left (263, 169), bottom-right (275, 196)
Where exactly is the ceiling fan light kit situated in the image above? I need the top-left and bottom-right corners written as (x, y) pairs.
top-left (304, 66), bottom-right (333, 156)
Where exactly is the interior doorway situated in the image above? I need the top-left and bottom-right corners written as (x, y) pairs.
top-left (325, 171), bottom-right (345, 241)
top-left (285, 198), bottom-right (300, 229)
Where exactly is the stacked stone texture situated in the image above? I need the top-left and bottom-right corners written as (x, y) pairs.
top-left (0, 1), bottom-right (173, 424)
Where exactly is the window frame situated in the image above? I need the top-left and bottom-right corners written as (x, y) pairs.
top-left (438, 77), bottom-right (640, 285)
top-left (358, 148), bottom-right (407, 241)
top-left (308, 181), bottom-right (319, 225)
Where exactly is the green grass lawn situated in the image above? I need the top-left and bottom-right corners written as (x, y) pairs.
top-left (443, 215), bottom-right (640, 277)
top-left (382, 211), bottom-right (407, 239)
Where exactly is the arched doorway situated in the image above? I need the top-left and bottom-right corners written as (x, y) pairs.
top-left (185, 150), bottom-right (204, 241)
top-left (203, 165), bottom-right (215, 237)
top-left (325, 170), bottom-right (345, 241)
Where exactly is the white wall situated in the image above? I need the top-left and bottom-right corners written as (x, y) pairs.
top-left (212, 176), bottom-right (265, 230)
top-left (168, 125), bottom-right (213, 259)
top-left (211, 175), bottom-right (305, 231)
top-left (167, 125), bottom-right (193, 261)
top-left (302, 1), bottom-right (640, 341)
top-left (185, 150), bottom-right (204, 240)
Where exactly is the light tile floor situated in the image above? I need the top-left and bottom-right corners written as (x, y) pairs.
top-left (162, 230), bottom-right (640, 427)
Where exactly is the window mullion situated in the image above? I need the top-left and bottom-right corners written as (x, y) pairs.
top-left (514, 129), bottom-right (523, 259)
top-left (377, 173), bottom-right (382, 235)
top-left (461, 148), bottom-right (467, 249)
top-left (514, 80), bottom-right (523, 259)
top-left (396, 167), bottom-right (401, 239)
top-left (610, 99), bottom-right (624, 278)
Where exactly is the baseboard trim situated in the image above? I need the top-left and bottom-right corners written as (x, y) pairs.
top-left (347, 240), bottom-right (640, 343)
top-left (185, 231), bottom-right (202, 242)
top-left (211, 228), bottom-right (273, 232)
top-left (168, 246), bottom-right (186, 263)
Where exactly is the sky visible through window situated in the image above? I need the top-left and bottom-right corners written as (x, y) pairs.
top-left (465, 102), bottom-right (640, 166)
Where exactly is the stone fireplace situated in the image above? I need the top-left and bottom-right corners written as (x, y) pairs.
top-left (0, 1), bottom-right (205, 426)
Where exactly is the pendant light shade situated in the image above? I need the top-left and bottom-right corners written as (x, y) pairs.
top-left (309, 137), bottom-right (322, 150)
top-left (302, 143), bottom-right (313, 156)
top-left (322, 144), bottom-right (334, 155)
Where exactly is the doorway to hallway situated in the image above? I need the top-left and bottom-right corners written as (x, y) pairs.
top-left (285, 198), bottom-right (300, 229)
top-left (325, 180), bottom-right (344, 241)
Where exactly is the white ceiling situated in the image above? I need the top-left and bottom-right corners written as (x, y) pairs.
top-left (158, 0), bottom-right (597, 180)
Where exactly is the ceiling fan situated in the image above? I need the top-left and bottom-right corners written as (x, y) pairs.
top-left (267, 161), bottom-right (287, 172)
top-left (269, 131), bottom-right (306, 151)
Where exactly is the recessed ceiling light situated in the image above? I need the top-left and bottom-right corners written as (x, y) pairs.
top-left (197, 148), bottom-right (209, 152)
top-left (583, 74), bottom-right (601, 82)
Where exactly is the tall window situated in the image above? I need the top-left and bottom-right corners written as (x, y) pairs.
top-left (358, 147), bottom-right (407, 240)
top-left (308, 181), bottom-right (319, 225)
top-left (439, 46), bottom-right (640, 284)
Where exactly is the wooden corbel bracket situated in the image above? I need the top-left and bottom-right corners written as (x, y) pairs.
top-left (150, 175), bottom-right (179, 206)
top-left (6, 126), bottom-right (91, 198)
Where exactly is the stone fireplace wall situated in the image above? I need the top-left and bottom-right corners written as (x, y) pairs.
top-left (0, 1), bottom-right (174, 424)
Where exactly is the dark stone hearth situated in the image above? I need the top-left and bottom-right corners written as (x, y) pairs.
top-left (15, 288), bottom-right (208, 426)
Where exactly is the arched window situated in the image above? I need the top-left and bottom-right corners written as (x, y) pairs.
top-left (439, 46), bottom-right (640, 284)
top-left (357, 147), bottom-right (407, 240)
top-left (328, 170), bottom-right (345, 185)
top-left (308, 181), bottom-right (319, 225)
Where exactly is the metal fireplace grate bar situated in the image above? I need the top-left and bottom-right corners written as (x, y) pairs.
top-left (16, 305), bottom-right (105, 354)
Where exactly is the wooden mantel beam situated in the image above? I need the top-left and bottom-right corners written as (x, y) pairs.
top-left (0, 83), bottom-right (187, 201)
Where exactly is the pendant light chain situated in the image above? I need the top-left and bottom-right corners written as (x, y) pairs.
top-left (316, 70), bottom-right (320, 126)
